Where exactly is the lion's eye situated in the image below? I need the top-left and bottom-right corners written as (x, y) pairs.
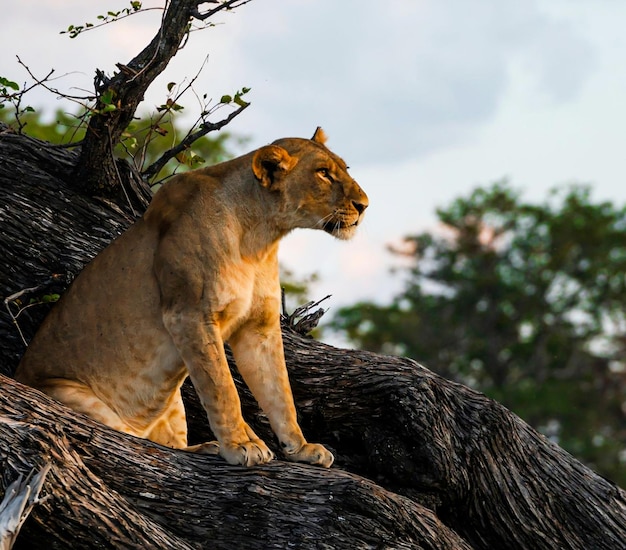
top-left (317, 168), bottom-right (332, 181)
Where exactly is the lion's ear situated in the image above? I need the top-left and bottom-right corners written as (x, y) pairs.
top-left (252, 145), bottom-right (298, 188)
top-left (311, 127), bottom-right (327, 144)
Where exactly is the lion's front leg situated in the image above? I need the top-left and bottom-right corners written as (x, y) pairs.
top-left (229, 308), bottom-right (334, 468)
top-left (162, 309), bottom-right (274, 466)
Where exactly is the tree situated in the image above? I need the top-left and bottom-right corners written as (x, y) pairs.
top-left (1, 1), bottom-right (251, 201)
top-left (332, 182), bottom-right (626, 487)
top-left (2, 3), bottom-right (626, 548)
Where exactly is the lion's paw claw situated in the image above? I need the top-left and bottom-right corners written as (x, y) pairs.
top-left (284, 442), bottom-right (334, 468)
top-left (220, 439), bottom-right (275, 467)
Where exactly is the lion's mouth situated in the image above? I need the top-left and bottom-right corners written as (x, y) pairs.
top-left (323, 220), bottom-right (339, 233)
top-left (323, 220), bottom-right (354, 232)
top-left (324, 221), bottom-right (346, 233)
top-left (322, 218), bottom-right (360, 239)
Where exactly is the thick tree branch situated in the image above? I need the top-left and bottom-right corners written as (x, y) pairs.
top-left (1, 375), bottom-right (470, 550)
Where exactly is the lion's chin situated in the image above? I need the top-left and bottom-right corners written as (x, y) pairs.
top-left (323, 222), bottom-right (358, 241)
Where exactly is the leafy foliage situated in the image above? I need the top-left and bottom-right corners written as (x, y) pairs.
top-left (0, 106), bottom-right (239, 183)
top-left (332, 181), bottom-right (626, 487)
top-left (60, 1), bottom-right (145, 38)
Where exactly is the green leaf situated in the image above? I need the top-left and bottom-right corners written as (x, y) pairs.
top-left (175, 151), bottom-right (190, 165)
top-left (220, 95), bottom-right (232, 104)
top-left (167, 82), bottom-right (176, 92)
top-left (233, 94), bottom-right (249, 107)
top-left (0, 77), bottom-right (19, 90)
top-left (100, 89), bottom-right (115, 105)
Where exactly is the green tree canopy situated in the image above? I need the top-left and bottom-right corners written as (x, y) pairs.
top-left (331, 181), bottom-right (626, 487)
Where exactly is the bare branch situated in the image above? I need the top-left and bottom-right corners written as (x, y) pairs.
top-left (142, 102), bottom-right (249, 179)
top-left (16, 56), bottom-right (93, 103)
top-left (191, 0), bottom-right (254, 21)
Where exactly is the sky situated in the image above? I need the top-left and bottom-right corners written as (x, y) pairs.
top-left (3, 0), bottom-right (626, 332)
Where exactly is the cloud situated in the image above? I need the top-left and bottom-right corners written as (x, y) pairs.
top-left (222, 0), bottom-right (596, 164)
top-left (1, 1), bottom-right (594, 165)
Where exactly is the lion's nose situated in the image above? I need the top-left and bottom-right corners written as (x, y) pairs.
top-left (352, 192), bottom-right (369, 215)
top-left (353, 200), bottom-right (367, 215)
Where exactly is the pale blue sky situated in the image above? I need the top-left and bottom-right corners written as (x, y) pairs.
top-left (3, 1), bottom-right (626, 323)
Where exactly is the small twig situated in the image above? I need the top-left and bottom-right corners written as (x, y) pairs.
top-left (281, 295), bottom-right (332, 336)
top-left (16, 56), bottom-right (93, 103)
top-left (143, 102), bottom-right (249, 179)
top-left (61, 6), bottom-right (163, 39)
top-left (3, 276), bottom-right (62, 347)
top-left (191, 0), bottom-right (254, 21)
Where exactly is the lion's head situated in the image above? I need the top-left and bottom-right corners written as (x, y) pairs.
top-left (251, 127), bottom-right (368, 240)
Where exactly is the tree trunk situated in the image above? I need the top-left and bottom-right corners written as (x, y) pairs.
top-left (73, 0), bottom-right (243, 197)
top-left (1, 126), bottom-right (625, 549)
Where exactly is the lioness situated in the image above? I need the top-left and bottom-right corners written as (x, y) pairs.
top-left (15, 128), bottom-right (368, 468)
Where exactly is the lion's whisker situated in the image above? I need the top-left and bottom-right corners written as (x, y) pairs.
top-left (314, 211), bottom-right (336, 229)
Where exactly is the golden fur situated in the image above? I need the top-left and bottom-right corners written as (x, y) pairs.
top-left (15, 128), bottom-right (368, 467)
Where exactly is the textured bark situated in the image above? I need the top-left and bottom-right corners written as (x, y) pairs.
top-left (1, 127), bottom-right (626, 549)
top-left (1, 375), bottom-right (469, 550)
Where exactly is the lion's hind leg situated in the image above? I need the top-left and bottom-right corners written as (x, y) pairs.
top-left (40, 379), bottom-right (192, 451)
top-left (38, 378), bottom-right (138, 435)
top-left (144, 388), bottom-right (190, 449)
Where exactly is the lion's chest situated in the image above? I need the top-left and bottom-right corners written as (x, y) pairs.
top-left (212, 261), bottom-right (259, 339)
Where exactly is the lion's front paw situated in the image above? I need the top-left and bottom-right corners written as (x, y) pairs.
top-left (220, 439), bottom-right (275, 467)
top-left (284, 443), bottom-right (334, 468)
